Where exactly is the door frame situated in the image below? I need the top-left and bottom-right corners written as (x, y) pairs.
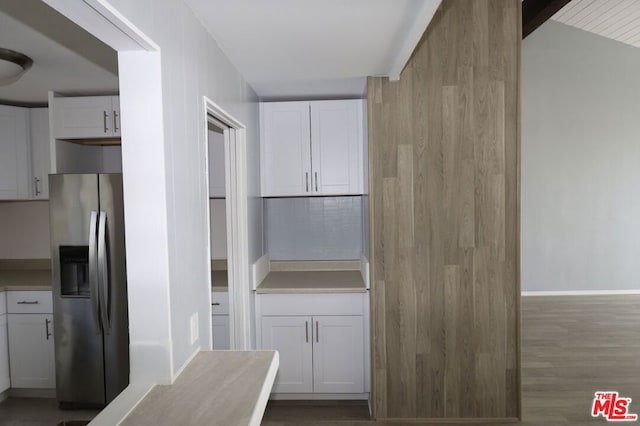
top-left (203, 97), bottom-right (251, 350)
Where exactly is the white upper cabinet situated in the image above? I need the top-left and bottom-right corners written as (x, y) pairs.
top-left (260, 102), bottom-right (312, 196)
top-left (0, 105), bottom-right (30, 200)
top-left (30, 108), bottom-right (51, 199)
top-left (260, 100), bottom-right (364, 197)
top-left (310, 101), bottom-right (363, 195)
top-left (208, 129), bottom-right (226, 198)
top-left (51, 96), bottom-right (120, 139)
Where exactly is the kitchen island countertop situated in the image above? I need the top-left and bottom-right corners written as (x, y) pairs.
top-left (108, 351), bottom-right (278, 426)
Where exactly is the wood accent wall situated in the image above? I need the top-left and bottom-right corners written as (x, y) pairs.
top-left (367, 0), bottom-right (521, 421)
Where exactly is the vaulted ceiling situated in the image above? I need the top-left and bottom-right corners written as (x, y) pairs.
top-left (552, 0), bottom-right (640, 48)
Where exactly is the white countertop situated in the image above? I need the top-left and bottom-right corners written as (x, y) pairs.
top-left (113, 351), bottom-right (278, 426)
top-left (256, 270), bottom-right (366, 293)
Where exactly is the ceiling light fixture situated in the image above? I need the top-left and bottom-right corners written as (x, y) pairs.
top-left (0, 48), bottom-right (33, 86)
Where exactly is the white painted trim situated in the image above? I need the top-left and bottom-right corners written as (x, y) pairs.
top-left (251, 254), bottom-right (271, 290)
top-left (203, 97), bottom-right (252, 351)
top-left (522, 290), bottom-right (640, 296)
top-left (89, 382), bottom-right (155, 426)
top-left (249, 351), bottom-right (280, 426)
top-left (387, 0), bottom-right (442, 80)
top-left (82, 0), bottom-right (160, 51)
top-left (360, 254), bottom-right (370, 289)
top-left (42, 0), bottom-right (152, 52)
top-left (270, 393), bottom-right (370, 400)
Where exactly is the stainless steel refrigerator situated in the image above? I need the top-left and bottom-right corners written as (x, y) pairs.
top-left (49, 174), bottom-right (129, 407)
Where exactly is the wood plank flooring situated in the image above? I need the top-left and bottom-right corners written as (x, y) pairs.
top-left (262, 295), bottom-right (640, 425)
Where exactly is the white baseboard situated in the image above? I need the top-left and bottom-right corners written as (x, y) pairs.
top-left (270, 392), bottom-right (369, 400)
top-left (8, 388), bottom-right (56, 398)
top-left (522, 289), bottom-right (640, 296)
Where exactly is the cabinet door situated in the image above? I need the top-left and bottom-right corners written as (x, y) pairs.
top-left (312, 315), bottom-right (364, 393)
top-left (212, 315), bottom-right (230, 350)
top-left (30, 108), bottom-right (51, 199)
top-left (310, 100), bottom-right (363, 195)
top-left (260, 102), bottom-right (312, 196)
top-left (0, 105), bottom-right (30, 200)
top-left (261, 316), bottom-right (313, 393)
top-left (0, 314), bottom-right (10, 393)
top-left (208, 129), bottom-right (226, 198)
top-left (51, 96), bottom-right (114, 139)
top-left (7, 314), bottom-right (55, 389)
top-left (111, 96), bottom-right (121, 137)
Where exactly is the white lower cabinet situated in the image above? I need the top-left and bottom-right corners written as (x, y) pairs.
top-left (261, 316), bottom-right (313, 393)
top-left (312, 315), bottom-right (364, 393)
top-left (0, 314), bottom-right (10, 393)
top-left (261, 314), bottom-right (364, 394)
top-left (211, 291), bottom-right (230, 350)
top-left (7, 313), bottom-right (55, 389)
top-left (211, 315), bottom-right (230, 350)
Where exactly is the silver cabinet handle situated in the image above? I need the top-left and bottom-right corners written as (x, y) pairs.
top-left (315, 172), bottom-right (318, 192)
top-left (316, 321), bottom-right (319, 343)
top-left (305, 172), bottom-right (309, 192)
top-left (45, 318), bottom-right (52, 340)
top-left (113, 111), bottom-right (119, 132)
top-left (103, 111), bottom-right (109, 133)
top-left (34, 177), bottom-right (41, 196)
top-left (17, 300), bottom-right (39, 305)
top-left (305, 321), bottom-right (309, 343)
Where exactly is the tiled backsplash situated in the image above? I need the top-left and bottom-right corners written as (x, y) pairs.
top-left (264, 197), bottom-right (363, 260)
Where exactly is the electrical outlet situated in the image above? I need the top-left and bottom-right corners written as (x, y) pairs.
top-left (190, 313), bottom-right (199, 345)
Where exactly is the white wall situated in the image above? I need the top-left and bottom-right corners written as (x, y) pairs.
top-left (0, 201), bottom-right (50, 259)
top-left (115, 0), bottom-right (263, 375)
top-left (47, 0), bottom-right (263, 382)
top-left (523, 21), bottom-right (640, 291)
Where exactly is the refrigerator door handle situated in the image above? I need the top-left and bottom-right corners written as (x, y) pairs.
top-left (89, 211), bottom-right (101, 334)
top-left (98, 211), bottom-right (111, 335)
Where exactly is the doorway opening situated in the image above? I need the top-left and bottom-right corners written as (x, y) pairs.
top-left (203, 98), bottom-right (251, 351)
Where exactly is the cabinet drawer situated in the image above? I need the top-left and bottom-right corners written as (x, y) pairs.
top-left (7, 291), bottom-right (53, 314)
top-left (0, 292), bottom-right (5, 315)
top-left (259, 293), bottom-right (366, 316)
top-left (211, 292), bottom-right (229, 315)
